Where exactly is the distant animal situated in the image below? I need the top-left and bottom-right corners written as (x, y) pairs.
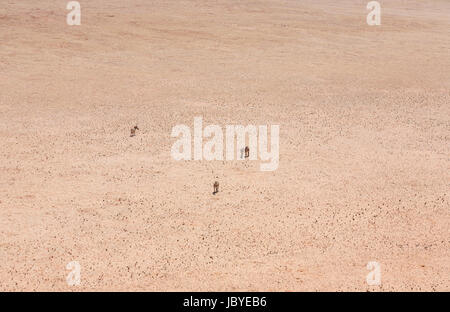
top-left (130, 125), bottom-right (139, 137)
top-left (213, 181), bottom-right (219, 194)
top-left (245, 146), bottom-right (249, 158)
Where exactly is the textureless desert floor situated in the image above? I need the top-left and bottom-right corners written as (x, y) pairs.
top-left (0, 0), bottom-right (449, 291)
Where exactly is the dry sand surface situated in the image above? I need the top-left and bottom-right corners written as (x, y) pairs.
top-left (0, 0), bottom-right (449, 291)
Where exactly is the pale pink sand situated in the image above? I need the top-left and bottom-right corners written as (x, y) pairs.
top-left (0, 0), bottom-right (449, 291)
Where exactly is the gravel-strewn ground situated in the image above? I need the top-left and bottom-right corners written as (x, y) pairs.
top-left (0, 0), bottom-right (449, 291)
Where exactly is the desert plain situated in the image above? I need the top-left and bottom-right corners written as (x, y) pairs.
top-left (0, 0), bottom-right (449, 291)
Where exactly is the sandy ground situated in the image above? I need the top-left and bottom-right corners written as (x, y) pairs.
top-left (0, 0), bottom-right (449, 291)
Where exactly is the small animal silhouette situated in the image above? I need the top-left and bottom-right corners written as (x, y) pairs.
top-left (213, 181), bottom-right (219, 194)
top-left (245, 146), bottom-right (250, 158)
top-left (130, 125), bottom-right (139, 137)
